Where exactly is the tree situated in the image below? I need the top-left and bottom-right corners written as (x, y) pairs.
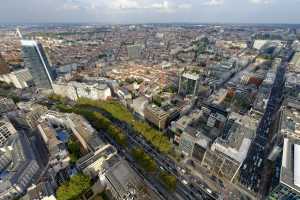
top-left (152, 96), bottom-right (163, 107)
top-left (56, 173), bottom-right (91, 200)
top-left (159, 171), bottom-right (177, 191)
top-left (67, 139), bottom-right (81, 164)
top-left (131, 148), bottom-right (157, 173)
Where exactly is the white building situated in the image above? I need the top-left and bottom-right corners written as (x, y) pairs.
top-left (269, 137), bottom-right (300, 199)
top-left (76, 144), bottom-right (117, 177)
top-left (53, 81), bottom-right (111, 101)
top-left (253, 40), bottom-right (269, 50)
top-left (0, 68), bottom-right (32, 89)
top-left (289, 52), bottom-right (300, 73)
top-left (201, 113), bottom-right (258, 182)
top-left (253, 40), bottom-right (284, 50)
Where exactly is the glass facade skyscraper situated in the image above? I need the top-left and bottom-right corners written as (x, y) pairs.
top-left (178, 72), bottom-right (200, 97)
top-left (21, 40), bottom-right (54, 89)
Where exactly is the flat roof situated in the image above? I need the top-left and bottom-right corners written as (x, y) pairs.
top-left (21, 40), bottom-right (37, 47)
top-left (280, 138), bottom-right (300, 193)
top-left (281, 102), bottom-right (300, 139)
top-left (294, 144), bottom-right (300, 188)
top-left (182, 72), bottom-right (200, 80)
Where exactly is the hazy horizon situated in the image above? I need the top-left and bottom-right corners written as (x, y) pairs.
top-left (1, 0), bottom-right (300, 24)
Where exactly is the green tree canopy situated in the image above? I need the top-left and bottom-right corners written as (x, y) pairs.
top-left (159, 171), bottom-right (177, 191)
top-left (56, 173), bottom-right (91, 200)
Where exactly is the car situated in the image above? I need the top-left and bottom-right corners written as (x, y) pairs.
top-left (206, 188), bottom-right (212, 194)
top-left (182, 179), bottom-right (188, 185)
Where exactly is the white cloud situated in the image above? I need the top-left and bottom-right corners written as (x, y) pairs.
top-left (68, 0), bottom-right (191, 12)
top-left (59, 0), bottom-right (82, 11)
top-left (177, 3), bottom-right (192, 9)
top-left (151, 1), bottom-right (170, 9)
top-left (203, 0), bottom-right (224, 6)
top-left (249, 0), bottom-right (272, 4)
top-left (100, 0), bottom-right (191, 13)
top-left (109, 0), bottom-right (140, 9)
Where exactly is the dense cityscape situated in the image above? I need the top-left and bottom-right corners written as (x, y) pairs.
top-left (0, 22), bottom-right (300, 200)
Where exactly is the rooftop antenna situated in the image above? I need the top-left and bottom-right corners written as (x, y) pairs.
top-left (16, 27), bottom-right (23, 39)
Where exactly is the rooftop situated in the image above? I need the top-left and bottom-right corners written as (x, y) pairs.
top-left (21, 40), bottom-right (37, 47)
top-left (68, 113), bottom-right (105, 151)
top-left (77, 144), bottom-right (116, 170)
top-left (101, 156), bottom-right (161, 200)
top-left (281, 102), bottom-right (300, 139)
top-left (0, 133), bottom-right (38, 194)
top-left (211, 113), bottom-right (257, 163)
top-left (280, 137), bottom-right (300, 193)
top-left (146, 103), bottom-right (178, 118)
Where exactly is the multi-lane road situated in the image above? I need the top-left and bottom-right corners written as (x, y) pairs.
top-left (93, 106), bottom-right (217, 200)
top-left (239, 48), bottom-right (293, 199)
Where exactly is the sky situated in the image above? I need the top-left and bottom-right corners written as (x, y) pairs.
top-left (1, 0), bottom-right (300, 24)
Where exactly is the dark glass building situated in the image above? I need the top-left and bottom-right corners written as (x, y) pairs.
top-left (21, 40), bottom-right (54, 89)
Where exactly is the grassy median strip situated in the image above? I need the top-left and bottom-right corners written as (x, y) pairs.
top-left (56, 104), bottom-right (128, 146)
top-left (77, 98), bottom-right (172, 154)
top-left (159, 171), bottom-right (177, 191)
top-left (131, 147), bottom-right (177, 191)
top-left (131, 147), bottom-right (158, 173)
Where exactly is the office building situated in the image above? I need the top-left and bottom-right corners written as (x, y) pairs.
top-left (285, 72), bottom-right (300, 101)
top-left (21, 40), bottom-right (54, 89)
top-left (130, 96), bottom-right (149, 118)
top-left (0, 54), bottom-right (10, 75)
top-left (0, 97), bottom-right (16, 114)
top-left (268, 138), bottom-right (300, 199)
top-left (0, 68), bottom-right (32, 89)
top-left (0, 117), bottom-right (17, 146)
top-left (175, 103), bottom-right (228, 159)
top-left (68, 113), bottom-right (104, 152)
top-left (37, 121), bottom-right (70, 172)
top-left (279, 100), bottom-right (300, 140)
top-left (21, 182), bottom-right (56, 200)
top-left (13, 103), bottom-right (48, 128)
top-left (252, 69), bottom-right (276, 115)
top-left (99, 156), bottom-right (162, 200)
top-left (53, 81), bottom-right (111, 101)
top-left (41, 111), bottom-right (104, 153)
top-left (144, 103), bottom-right (180, 130)
top-left (178, 72), bottom-right (200, 97)
top-left (0, 133), bottom-right (40, 200)
top-left (76, 144), bottom-right (117, 177)
top-left (289, 52), bottom-right (300, 73)
top-left (201, 113), bottom-right (257, 182)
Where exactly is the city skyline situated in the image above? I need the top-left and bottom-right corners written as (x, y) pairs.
top-left (1, 0), bottom-right (300, 24)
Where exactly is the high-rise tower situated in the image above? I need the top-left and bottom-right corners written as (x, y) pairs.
top-left (21, 40), bottom-right (54, 89)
